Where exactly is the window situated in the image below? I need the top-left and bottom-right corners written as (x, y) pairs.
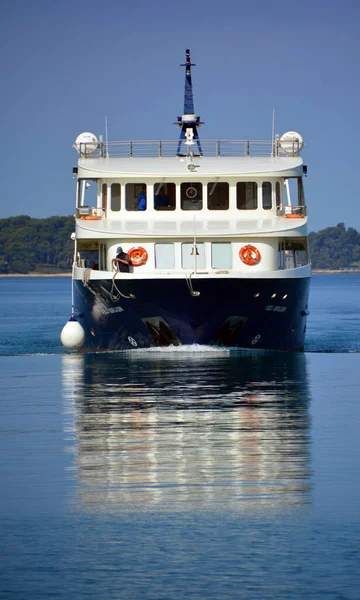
top-left (295, 248), bottom-right (308, 267)
top-left (298, 177), bottom-right (305, 206)
top-left (181, 183), bottom-right (203, 210)
top-left (102, 184), bottom-right (107, 210)
top-left (181, 243), bottom-right (205, 269)
top-left (207, 182), bottom-right (229, 210)
top-left (154, 183), bottom-right (176, 211)
top-left (110, 184), bottom-right (121, 211)
top-left (275, 182), bottom-right (281, 208)
top-left (284, 178), bottom-right (298, 207)
top-left (125, 183), bottom-right (147, 211)
top-left (155, 243), bottom-right (175, 269)
top-left (211, 243), bottom-right (232, 269)
top-left (278, 240), bottom-right (309, 270)
top-left (262, 182), bottom-right (272, 210)
top-left (78, 179), bottom-right (98, 208)
top-left (99, 243), bottom-right (107, 270)
top-left (236, 182), bottom-right (258, 210)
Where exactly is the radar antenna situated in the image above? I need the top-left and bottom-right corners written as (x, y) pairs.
top-left (175, 49), bottom-right (204, 157)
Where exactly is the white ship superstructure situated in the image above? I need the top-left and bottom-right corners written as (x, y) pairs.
top-left (61, 50), bottom-right (311, 352)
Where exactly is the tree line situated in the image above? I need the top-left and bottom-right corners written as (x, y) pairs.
top-left (0, 216), bottom-right (359, 273)
top-left (0, 216), bottom-right (74, 274)
top-left (309, 222), bottom-right (360, 269)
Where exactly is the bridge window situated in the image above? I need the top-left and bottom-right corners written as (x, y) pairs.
top-left (78, 179), bottom-right (98, 208)
top-left (181, 183), bottom-right (203, 210)
top-left (211, 243), bottom-right (232, 269)
top-left (110, 183), bottom-right (121, 211)
top-left (275, 182), bottom-right (281, 208)
top-left (155, 243), bottom-right (175, 269)
top-left (207, 182), bottom-right (229, 210)
top-left (236, 182), bottom-right (258, 210)
top-left (262, 182), bottom-right (272, 210)
top-left (125, 183), bottom-right (147, 211)
top-left (154, 183), bottom-right (176, 211)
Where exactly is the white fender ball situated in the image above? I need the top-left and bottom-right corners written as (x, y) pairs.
top-left (60, 318), bottom-right (86, 350)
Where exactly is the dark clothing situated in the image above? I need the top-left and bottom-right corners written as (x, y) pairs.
top-left (155, 193), bottom-right (169, 208)
top-left (116, 251), bottom-right (130, 272)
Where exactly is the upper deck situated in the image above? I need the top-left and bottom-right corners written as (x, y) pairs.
top-left (76, 138), bottom-right (304, 180)
top-left (75, 137), bottom-right (302, 159)
top-left (73, 51), bottom-right (307, 242)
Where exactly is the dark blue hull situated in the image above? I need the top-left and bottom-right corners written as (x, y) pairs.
top-left (74, 276), bottom-right (311, 351)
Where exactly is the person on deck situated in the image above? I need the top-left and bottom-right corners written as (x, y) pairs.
top-left (112, 247), bottom-right (130, 272)
top-left (137, 185), bottom-right (147, 210)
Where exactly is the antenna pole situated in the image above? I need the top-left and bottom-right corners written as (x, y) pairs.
top-left (105, 115), bottom-right (109, 158)
top-left (175, 49), bottom-right (204, 157)
top-left (271, 109), bottom-right (275, 157)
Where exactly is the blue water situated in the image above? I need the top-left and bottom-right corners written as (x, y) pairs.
top-left (0, 274), bottom-right (359, 356)
top-left (0, 275), bottom-right (360, 599)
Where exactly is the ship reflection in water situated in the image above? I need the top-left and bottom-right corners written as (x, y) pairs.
top-left (62, 347), bottom-right (311, 513)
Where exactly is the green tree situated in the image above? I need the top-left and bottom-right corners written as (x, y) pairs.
top-left (309, 223), bottom-right (360, 269)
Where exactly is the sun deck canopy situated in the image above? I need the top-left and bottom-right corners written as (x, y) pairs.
top-left (77, 155), bottom-right (303, 180)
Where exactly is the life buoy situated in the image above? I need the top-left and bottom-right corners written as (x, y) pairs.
top-left (128, 246), bottom-right (148, 266)
top-left (239, 244), bottom-right (261, 266)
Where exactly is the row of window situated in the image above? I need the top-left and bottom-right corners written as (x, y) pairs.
top-left (83, 181), bottom-right (283, 212)
top-left (83, 241), bottom-right (308, 271)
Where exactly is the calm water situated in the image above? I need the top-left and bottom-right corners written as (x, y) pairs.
top-left (0, 275), bottom-right (360, 599)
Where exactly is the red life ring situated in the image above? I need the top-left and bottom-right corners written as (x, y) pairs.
top-left (128, 246), bottom-right (148, 266)
top-left (239, 245), bottom-right (261, 266)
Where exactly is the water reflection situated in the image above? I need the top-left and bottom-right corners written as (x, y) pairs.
top-left (62, 347), bottom-right (312, 513)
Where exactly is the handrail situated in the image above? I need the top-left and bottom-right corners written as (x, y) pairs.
top-left (75, 138), bottom-right (303, 159)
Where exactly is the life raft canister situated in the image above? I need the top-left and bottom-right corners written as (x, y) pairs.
top-left (128, 246), bottom-right (148, 266)
top-left (239, 244), bottom-right (261, 266)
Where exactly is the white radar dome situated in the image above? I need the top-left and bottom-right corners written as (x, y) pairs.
top-left (74, 132), bottom-right (98, 156)
top-left (279, 131), bottom-right (304, 156)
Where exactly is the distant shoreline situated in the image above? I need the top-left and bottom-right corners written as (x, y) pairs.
top-left (312, 269), bottom-right (360, 274)
top-left (0, 273), bottom-right (71, 278)
top-left (0, 270), bottom-right (359, 278)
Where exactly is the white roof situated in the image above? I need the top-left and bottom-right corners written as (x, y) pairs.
top-left (77, 156), bottom-right (303, 179)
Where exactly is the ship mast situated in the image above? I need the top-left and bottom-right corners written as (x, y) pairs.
top-left (175, 49), bottom-right (203, 156)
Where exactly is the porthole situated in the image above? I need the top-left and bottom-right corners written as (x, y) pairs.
top-left (283, 294), bottom-right (288, 299)
top-left (271, 293), bottom-right (277, 298)
top-left (186, 186), bottom-right (198, 199)
top-left (254, 292), bottom-right (260, 298)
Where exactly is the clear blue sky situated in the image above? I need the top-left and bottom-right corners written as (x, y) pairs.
top-left (1, 0), bottom-right (359, 232)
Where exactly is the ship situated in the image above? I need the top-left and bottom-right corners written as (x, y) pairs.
top-left (61, 49), bottom-right (311, 352)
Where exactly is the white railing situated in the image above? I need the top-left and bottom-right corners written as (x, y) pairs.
top-left (76, 138), bottom-right (303, 159)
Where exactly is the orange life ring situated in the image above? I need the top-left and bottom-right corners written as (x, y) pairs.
top-left (239, 244), bottom-right (261, 266)
top-left (128, 246), bottom-right (148, 266)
